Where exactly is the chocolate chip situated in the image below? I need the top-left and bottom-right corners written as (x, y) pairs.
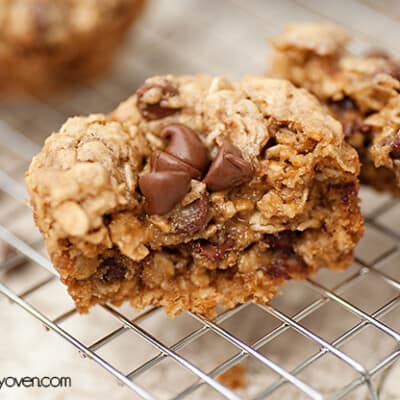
top-left (389, 134), bottom-right (400, 159)
top-left (102, 214), bottom-right (112, 226)
top-left (136, 81), bottom-right (180, 121)
top-left (261, 254), bottom-right (308, 279)
top-left (139, 123), bottom-right (206, 215)
top-left (204, 141), bottom-right (254, 191)
top-left (173, 193), bottom-right (209, 235)
top-left (99, 258), bottom-right (127, 282)
top-left (329, 97), bottom-right (358, 116)
top-left (161, 124), bottom-right (209, 173)
top-left (139, 171), bottom-right (191, 215)
top-left (151, 150), bottom-right (201, 179)
top-left (265, 231), bottom-right (298, 251)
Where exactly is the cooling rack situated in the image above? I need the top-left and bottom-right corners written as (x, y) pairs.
top-left (0, 1), bottom-right (399, 399)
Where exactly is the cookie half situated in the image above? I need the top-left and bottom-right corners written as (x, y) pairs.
top-left (26, 75), bottom-right (363, 317)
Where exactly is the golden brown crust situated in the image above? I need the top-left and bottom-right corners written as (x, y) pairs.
top-left (0, 0), bottom-right (146, 94)
top-left (26, 75), bottom-right (363, 317)
top-left (270, 22), bottom-right (400, 195)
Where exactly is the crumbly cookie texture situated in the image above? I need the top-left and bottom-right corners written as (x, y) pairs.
top-left (26, 75), bottom-right (363, 317)
top-left (367, 96), bottom-right (400, 186)
top-left (0, 0), bottom-right (146, 94)
top-left (270, 22), bottom-right (400, 195)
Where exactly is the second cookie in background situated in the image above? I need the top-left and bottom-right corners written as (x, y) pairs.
top-left (269, 22), bottom-right (400, 196)
top-left (0, 0), bottom-right (146, 95)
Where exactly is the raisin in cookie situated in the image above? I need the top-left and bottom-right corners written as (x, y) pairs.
top-left (0, 0), bottom-right (146, 94)
top-left (26, 75), bottom-right (363, 317)
top-left (270, 22), bottom-right (400, 195)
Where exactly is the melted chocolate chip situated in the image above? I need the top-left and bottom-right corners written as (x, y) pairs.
top-left (190, 238), bottom-right (234, 262)
top-left (265, 231), bottom-right (298, 251)
top-left (263, 260), bottom-right (291, 279)
top-left (173, 193), bottom-right (209, 235)
top-left (329, 98), bottom-right (371, 140)
top-left (261, 254), bottom-right (308, 279)
top-left (151, 150), bottom-right (201, 179)
top-left (139, 171), bottom-right (191, 215)
top-left (136, 81), bottom-right (180, 121)
top-left (99, 258), bottom-right (127, 282)
top-left (204, 141), bottom-right (254, 191)
top-left (389, 134), bottom-right (400, 159)
top-left (161, 124), bottom-right (209, 173)
top-left (329, 97), bottom-right (358, 119)
top-left (341, 112), bottom-right (371, 138)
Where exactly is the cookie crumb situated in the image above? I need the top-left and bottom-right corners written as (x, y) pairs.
top-left (217, 365), bottom-right (247, 389)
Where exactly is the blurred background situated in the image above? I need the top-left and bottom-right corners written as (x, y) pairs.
top-left (0, 1), bottom-right (399, 399)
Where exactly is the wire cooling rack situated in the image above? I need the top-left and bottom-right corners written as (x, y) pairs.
top-left (0, 1), bottom-right (399, 399)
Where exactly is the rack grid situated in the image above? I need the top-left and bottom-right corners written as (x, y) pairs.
top-left (0, 1), bottom-right (399, 399)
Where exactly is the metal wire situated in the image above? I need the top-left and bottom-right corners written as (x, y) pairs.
top-left (0, 1), bottom-right (399, 399)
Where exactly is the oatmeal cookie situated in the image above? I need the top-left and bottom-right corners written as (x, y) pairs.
top-left (270, 22), bottom-right (400, 195)
top-left (0, 0), bottom-right (146, 94)
top-left (26, 75), bottom-right (363, 317)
